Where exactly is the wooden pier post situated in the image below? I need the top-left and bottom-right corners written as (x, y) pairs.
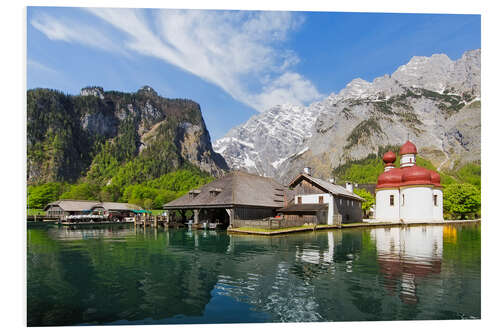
top-left (154, 215), bottom-right (158, 228)
top-left (134, 215), bottom-right (137, 226)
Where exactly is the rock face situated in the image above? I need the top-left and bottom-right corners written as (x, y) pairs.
top-left (27, 86), bottom-right (228, 184)
top-left (214, 49), bottom-right (481, 183)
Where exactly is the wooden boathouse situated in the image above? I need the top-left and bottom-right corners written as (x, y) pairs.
top-left (162, 171), bottom-right (287, 229)
top-left (44, 199), bottom-right (143, 221)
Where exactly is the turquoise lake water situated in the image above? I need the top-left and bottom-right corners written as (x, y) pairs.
top-left (27, 223), bottom-right (480, 326)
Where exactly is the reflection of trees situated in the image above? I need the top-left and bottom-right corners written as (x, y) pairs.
top-left (28, 224), bottom-right (481, 325)
top-left (28, 227), bottom-right (229, 326)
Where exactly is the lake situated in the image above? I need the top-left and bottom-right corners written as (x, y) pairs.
top-left (27, 223), bottom-right (480, 326)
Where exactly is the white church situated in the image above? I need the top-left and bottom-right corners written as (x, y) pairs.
top-left (375, 140), bottom-right (443, 222)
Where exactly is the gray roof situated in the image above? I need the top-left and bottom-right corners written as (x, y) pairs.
top-left (44, 200), bottom-right (99, 212)
top-left (278, 203), bottom-right (328, 213)
top-left (289, 174), bottom-right (364, 201)
top-left (163, 171), bottom-right (286, 209)
top-left (91, 202), bottom-right (142, 211)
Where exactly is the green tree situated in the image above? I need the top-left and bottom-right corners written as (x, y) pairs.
top-left (60, 183), bottom-right (101, 201)
top-left (27, 182), bottom-right (67, 209)
top-left (443, 183), bottom-right (481, 220)
top-left (143, 198), bottom-right (153, 210)
top-left (353, 188), bottom-right (375, 218)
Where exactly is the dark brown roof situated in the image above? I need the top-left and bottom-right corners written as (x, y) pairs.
top-left (163, 171), bottom-right (286, 209)
top-left (277, 203), bottom-right (328, 213)
top-left (289, 174), bottom-right (364, 201)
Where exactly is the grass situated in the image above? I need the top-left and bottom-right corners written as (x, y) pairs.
top-left (231, 225), bottom-right (317, 233)
top-left (27, 208), bottom-right (44, 216)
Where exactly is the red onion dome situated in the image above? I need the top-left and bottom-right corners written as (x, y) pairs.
top-left (383, 151), bottom-right (397, 164)
top-left (376, 168), bottom-right (403, 189)
top-left (400, 166), bottom-right (432, 186)
top-left (430, 170), bottom-right (442, 187)
top-left (399, 140), bottom-right (418, 155)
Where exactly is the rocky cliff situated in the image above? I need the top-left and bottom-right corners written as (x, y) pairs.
top-left (214, 49), bottom-right (481, 183)
top-left (27, 86), bottom-right (228, 184)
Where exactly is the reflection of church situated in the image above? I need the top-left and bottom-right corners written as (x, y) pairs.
top-left (370, 226), bottom-right (443, 304)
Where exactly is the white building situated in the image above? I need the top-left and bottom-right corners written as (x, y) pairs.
top-left (278, 169), bottom-right (364, 225)
top-left (375, 141), bottom-right (443, 222)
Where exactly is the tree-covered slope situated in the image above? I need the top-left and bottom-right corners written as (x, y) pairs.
top-left (27, 86), bottom-right (228, 185)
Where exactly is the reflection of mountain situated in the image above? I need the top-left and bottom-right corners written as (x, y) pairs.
top-left (28, 225), bottom-right (480, 325)
top-left (370, 226), bottom-right (443, 304)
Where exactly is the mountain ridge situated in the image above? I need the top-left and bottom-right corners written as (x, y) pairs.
top-left (27, 86), bottom-right (228, 185)
top-left (214, 49), bottom-right (481, 183)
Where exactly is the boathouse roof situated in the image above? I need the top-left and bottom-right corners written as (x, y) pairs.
top-left (91, 202), bottom-right (142, 211)
top-left (44, 199), bottom-right (99, 212)
top-left (163, 170), bottom-right (287, 209)
top-left (44, 200), bottom-right (142, 212)
top-left (288, 174), bottom-right (364, 201)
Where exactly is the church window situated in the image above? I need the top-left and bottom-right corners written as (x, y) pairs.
top-left (433, 194), bottom-right (438, 206)
top-left (402, 194), bottom-right (405, 206)
top-left (390, 195), bottom-right (394, 206)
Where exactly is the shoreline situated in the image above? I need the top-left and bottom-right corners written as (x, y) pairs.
top-left (227, 219), bottom-right (481, 236)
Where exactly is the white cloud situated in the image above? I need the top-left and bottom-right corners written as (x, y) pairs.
top-left (31, 8), bottom-right (323, 112)
top-left (252, 72), bottom-right (323, 111)
top-left (31, 13), bottom-right (128, 56)
top-left (27, 59), bottom-right (57, 74)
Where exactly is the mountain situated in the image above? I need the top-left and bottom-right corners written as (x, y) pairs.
top-left (27, 86), bottom-right (228, 185)
top-left (214, 49), bottom-right (481, 183)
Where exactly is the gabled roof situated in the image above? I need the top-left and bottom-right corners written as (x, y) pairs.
top-left (44, 200), bottom-right (143, 212)
top-left (163, 171), bottom-right (286, 209)
top-left (91, 202), bottom-right (142, 211)
top-left (289, 173), bottom-right (364, 201)
top-left (44, 199), bottom-right (99, 212)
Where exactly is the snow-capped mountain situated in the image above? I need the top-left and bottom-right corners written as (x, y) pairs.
top-left (214, 49), bottom-right (481, 182)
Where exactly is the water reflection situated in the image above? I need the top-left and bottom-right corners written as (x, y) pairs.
top-left (27, 224), bottom-right (480, 326)
top-left (370, 226), bottom-right (443, 304)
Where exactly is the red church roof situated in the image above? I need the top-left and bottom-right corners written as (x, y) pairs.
top-left (377, 142), bottom-right (442, 189)
top-left (399, 140), bottom-right (418, 155)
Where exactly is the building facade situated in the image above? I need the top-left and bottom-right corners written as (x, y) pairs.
top-left (278, 171), bottom-right (364, 225)
top-left (375, 141), bottom-right (443, 222)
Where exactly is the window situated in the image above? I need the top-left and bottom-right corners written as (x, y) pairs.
top-left (390, 195), bottom-right (394, 206)
top-left (402, 194), bottom-right (405, 206)
top-left (433, 194), bottom-right (438, 206)
top-left (319, 196), bottom-right (324, 204)
top-left (298, 197), bottom-right (302, 204)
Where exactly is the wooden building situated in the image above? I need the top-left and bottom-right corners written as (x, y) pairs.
top-left (44, 200), bottom-right (99, 218)
top-left (44, 200), bottom-right (142, 219)
top-left (278, 169), bottom-right (364, 225)
top-left (90, 202), bottom-right (142, 219)
top-left (162, 171), bottom-right (286, 228)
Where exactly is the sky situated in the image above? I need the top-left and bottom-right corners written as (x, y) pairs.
top-left (27, 7), bottom-right (481, 140)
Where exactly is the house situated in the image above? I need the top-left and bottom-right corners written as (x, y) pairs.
top-left (162, 170), bottom-right (286, 228)
top-left (44, 199), bottom-right (99, 218)
top-left (375, 140), bottom-right (444, 222)
top-left (44, 200), bottom-right (142, 219)
top-left (90, 202), bottom-right (142, 219)
top-left (278, 168), bottom-right (364, 225)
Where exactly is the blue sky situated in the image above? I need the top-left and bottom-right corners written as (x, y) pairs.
top-left (27, 7), bottom-right (480, 140)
